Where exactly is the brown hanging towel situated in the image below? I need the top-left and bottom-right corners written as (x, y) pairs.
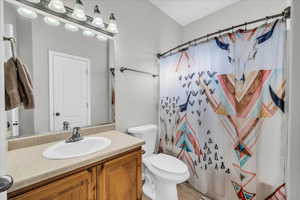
top-left (4, 58), bottom-right (21, 110)
top-left (15, 58), bottom-right (35, 109)
top-left (4, 57), bottom-right (35, 111)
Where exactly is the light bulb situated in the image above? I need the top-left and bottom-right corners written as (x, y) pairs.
top-left (97, 34), bottom-right (107, 41)
top-left (64, 23), bottom-right (79, 32)
top-left (48, 0), bottom-right (66, 13)
top-left (92, 5), bottom-right (104, 28)
top-left (44, 16), bottom-right (60, 26)
top-left (83, 30), bottom-right (95, 37)
top-left (17, 7), bottom-right (38, 19)
top-left (72, 0), bottom-right (87, 21)
top-left (25, 0), bottom-right (40, 3)
top-left (107, 13), bottom-right (118, 34)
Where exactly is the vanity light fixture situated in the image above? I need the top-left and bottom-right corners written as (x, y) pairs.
top-left (96, 34), bottom-right (107, 41)
top-left (44, 16), bottom-right (60, 26)
top-left (48, 0), bottom-right (66, 13)
top-left (17, 7), bottom-right (38, 19)
top-left (12, 0), bottom-right (118, 38)
top-left (92, 5), bottom-right (104, 28)
top-left (64, 23), bottom-right (79, 32)
top-left (83, 30), bottom-right (95, 37)
top-left (25, 0), bottom-right (40, 3)
top-left (107, 13), bottom-right (118, 34)
top-left (72, 0), bottom-right (87, 21)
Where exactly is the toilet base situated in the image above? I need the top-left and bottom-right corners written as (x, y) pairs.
top-left (154, 180), bottom-right (178, 200)
top-left (143, 171), bottom-right (155, 199)
top-left (143, 182), bottom-right (155, 199)
top-left (143, 181), bottom-right (178, 200)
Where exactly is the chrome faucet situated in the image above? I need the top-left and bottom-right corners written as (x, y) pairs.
top-left (63, 121), bottom-right (70, 131)
top-left (65, 127), bottom-right (83, 143)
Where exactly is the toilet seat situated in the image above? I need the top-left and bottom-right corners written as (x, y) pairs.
top-left (149, 153), bottom-right (188, 174)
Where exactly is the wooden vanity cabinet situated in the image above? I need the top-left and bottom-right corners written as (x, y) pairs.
top-left (9, 149), bottom-right (142, 200)
top-left (97, 150), bottom-right (142, 200)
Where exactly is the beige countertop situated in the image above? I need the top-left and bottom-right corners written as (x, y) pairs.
top-left (8, 131), bottom-right (144, 193)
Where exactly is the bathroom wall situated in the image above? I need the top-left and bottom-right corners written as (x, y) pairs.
top-left (288, 0), bottom-right (300, 198)
top-left (111, 0), bottom-right (183, 131)
top-left (183, 0), bottom-right (288, 42)
top-left (3, 3), bottom-right (16, 37)
top-left (63, 0), bottom-right (183, 131)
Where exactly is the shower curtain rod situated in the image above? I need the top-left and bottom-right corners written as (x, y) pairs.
top-left (120, 67), bottom-right (159, 77)
top-left (157, 6), bottom-right (291, 59)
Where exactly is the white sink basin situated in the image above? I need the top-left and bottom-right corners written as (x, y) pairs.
top-left (43, 137), bottom-right (111, 160)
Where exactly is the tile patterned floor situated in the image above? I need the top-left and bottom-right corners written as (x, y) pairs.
top-left (142, 183), bottom-right (210, 200)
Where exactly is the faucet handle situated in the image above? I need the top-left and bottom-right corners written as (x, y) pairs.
top-left (73, 127), bottom-right (80, 131)
top-left (73, 127), bottom-right (80, 135)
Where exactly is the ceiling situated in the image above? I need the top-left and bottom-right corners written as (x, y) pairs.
top-left (149, 0), bottom-right (241, 26)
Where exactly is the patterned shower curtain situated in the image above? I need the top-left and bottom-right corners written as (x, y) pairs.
top-left (159, 19), bottom-right (287, 200)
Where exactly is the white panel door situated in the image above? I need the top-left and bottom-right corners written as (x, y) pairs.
top-left (49, 51), bottom-right (90, 132)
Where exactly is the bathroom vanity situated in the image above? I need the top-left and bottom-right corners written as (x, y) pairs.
top-left (7, 130), bottom-right (144, 200)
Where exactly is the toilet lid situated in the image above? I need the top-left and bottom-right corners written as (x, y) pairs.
top-left (149, 154), bottom-right (188, 174)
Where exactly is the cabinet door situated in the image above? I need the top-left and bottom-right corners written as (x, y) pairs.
top-left (98, 150), bottom-right (142, 200)
top-left (11, 169), bottom-right (96, 200)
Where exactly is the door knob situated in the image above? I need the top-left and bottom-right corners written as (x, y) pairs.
top-left (55, 112), bottom-right (60, 116)
top-left (0, 175), bottom-right (13, 193)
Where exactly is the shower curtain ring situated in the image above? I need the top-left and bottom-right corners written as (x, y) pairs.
top-left (265, 16), bottom-right (269, 24)
top-left (218, 30), bottom-right (222, 38)
top-left (244, 22), bottom-right (248, 31)
top-left (206, 34), bottom-right (209, 42)
top-left (231, 26), bottom-right (235, 34)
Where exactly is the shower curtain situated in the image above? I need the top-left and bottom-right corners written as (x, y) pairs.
top-left (159, 19), bottom-right (287, 200)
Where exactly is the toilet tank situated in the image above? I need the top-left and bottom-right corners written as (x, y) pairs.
top-left (128, 124), bottom-right (157, 157)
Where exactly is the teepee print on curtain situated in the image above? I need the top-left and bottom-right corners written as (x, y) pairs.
top-left (159, 19), bottom-right (287, 200)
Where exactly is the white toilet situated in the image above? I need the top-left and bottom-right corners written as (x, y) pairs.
top-left (128, 124), bottom-right (190, 200)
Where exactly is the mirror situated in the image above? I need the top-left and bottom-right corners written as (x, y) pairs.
top-left (4, 1), bottom-right (115, 139)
